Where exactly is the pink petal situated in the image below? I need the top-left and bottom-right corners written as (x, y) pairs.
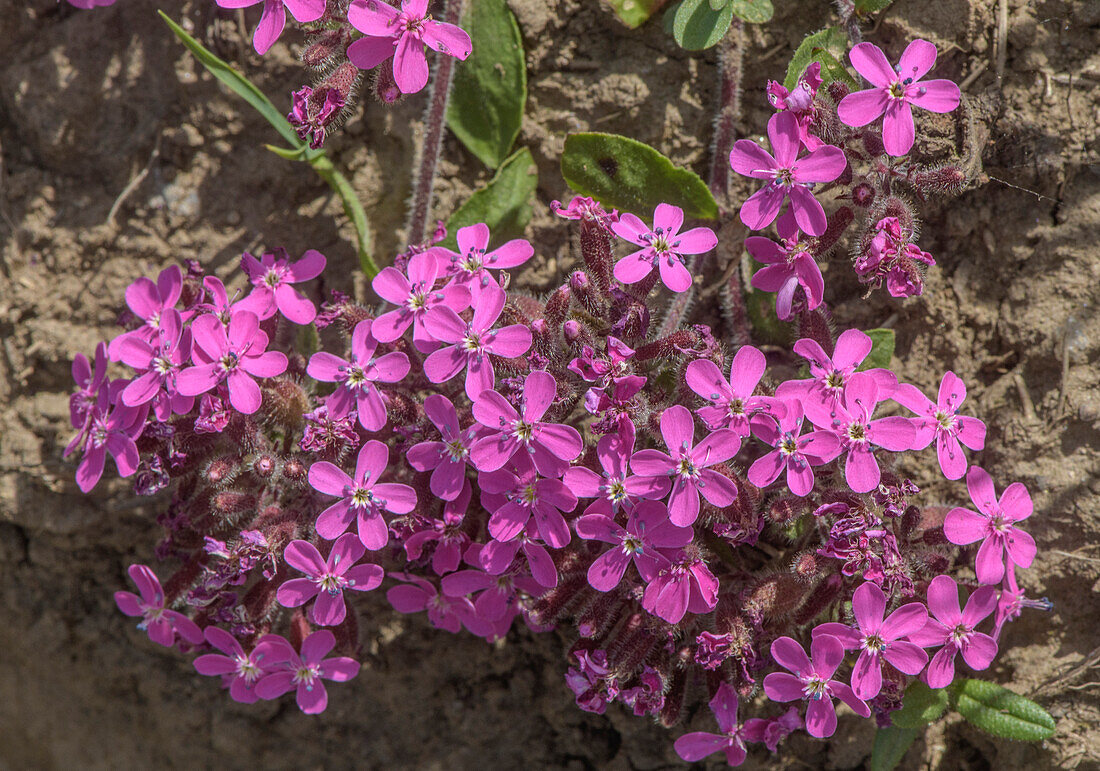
top-left (974, 536), bottom-right (1007, 584)
top-left (926, 575), bottom-right (962, 622)
top-left (659, 405), bottom-right (695, 455)
top-left (347, 36), bottom-right (397, 70)
top-left (729, 344), bottom-right (767, 397)
top-left (739, 186), bottom-right (786, 231)
top-left (296, 680), bottom-right (329, 714)
top-left (309, 461), bottom-right (353, 496)
top-left (486, 325), bottom-right (533, 358)
top-left (356, 387), bottom-right (388, 432)
top-left (673, 226), bottom-right (718, 255)
top-left (575, 514), bottom-right (625, 544)
top-left (1005, 526), bottom-right (1036, 570)
top-left (763, 671), bottom-right (805, 702)
top-left (274, 284), bottom-right (316, 324)
top-left (830, 680), bottom-right (871, 717)
top-left (277, 578), bottom-right (320, 608)
top-left (357, 509), bottom-right (389, 551)
top-left (387, 584), bottom-right (430, 613)
top-left (767, 112), bottom-right (801, 168)
top-left (771, 636), bottom-right (811, 675)
top-left (674, 733), bottom-right (729, 763)
top-left (844, 446), bottom-right (881, 493)
top-left (630, 449), bottom-right (675, 478)
top-left (347, 0), bottom-right (400, 36)
top-left (194, 653), bottom-right (238, 677)
top-left (882, 603), bottom-right (929, 641)
top-left (537, 424), bottom-right (583, 462)
top-left (744, 236), bottom-right (785, 264)
top-left (999, 482), bottom-right (1033, 521)
top-left (851, 649), bottom-right (883, 700)
top-left (252, 0), bottom-right (286, 55)
top-left (787, 184), bottom-right (828, 237)
top-left (729, 140), bottom-right (779, 179)
top-left (393, 34), bottom-right (429, 93)
top-left (837, 88), bottom-right (888, 127)
top-left (805, 698), bottom-right (838, 738)
top-left (373, 482), bottom-right (417, 514)
top-left (241, 350), bottom-right (288, 379)
top-left (485, 238), bottom-right (533, 269)
top-left (613, 250), bottom-right (655, 284)
top-left (666, 482), bottom-right (700, 527)
top-left (284, 540), bottom-right (327, 575)
top-left (869, 416), bottom-right (916, 451)
top-left (959, 633), bottom-right (997, 671)
top-left (810, 634), bottom-right (845, 679)
top-left (330, 532), bottom-right (367, 572)
top-left (114, 591), bottom-right (144, 617)
top-left (319, 656), bottom-right (361, 682)
top-left (284, 0), bottom-right (325, 22)
top-left (696, 468), bottom-right (738, 507)
top-left (851, 582), bottom-right (886, 633)
top-left (956, 416), bottom-right (986, 451)
top-left (124, 277), bottom-right (161, 320)
top-left (909, 79), bottom-right (961, 113)
top-left (685, 359), bottom-right (733, 404)
top-left (423, 345), bottom-right (467, 384)
top-left (897, 39), bottom-right (938, 82)
top-left (882, 100), bottom-right (916, 157)
top-left (421, 19), bottom-right (473, 58)
top-left (965, 466), bottom-right (998, 514)
top-left (610, 212), bottom-right (650, 246)
top-left (311, 590), bottom-right (347, 626)
top-left (883, 641), bottom-right (929, 676)
top-left (227, 369), bottom-right (262, 414)
top-left (658, 255), bottom-right (692, 293)
top-left (315, 500), bottom-right (354, 539)
top-left (422, 305), bottom-right (467, 345)
top-left (306, 352), bottom-right (348, 382)
top-left (849, 42), bottom-right (896, 88)
top-left (791, 145), bottom-right (846, 184)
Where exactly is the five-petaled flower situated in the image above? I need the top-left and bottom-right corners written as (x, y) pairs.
top-left (347, 0), bottom-right (472, 94)
top-left (478, 455), bottom-right (578, 549)
top-left (763, 635), bottom-right (871, 738)
top-left (430, 223), bottom-right (534, 300)
top-left (894, 371), bottom-right (986, 480)
top-left (114, 564), bottom-right (203, 648)
top-left (214, 0), bottom-right (326, 55)
top-left (370, 250), bottom-right (470, 351)
top-left (193, 627), bottom-right (283, 704)
top-left (745, 211), bottom-right (825, 319)
top-left (575, 500), bottom-right (691, 592)
top-left (610, 203), bottom-right (717, 293)
top-left (685, 344), bottom-right (785, 436)
top-left (407, 394), bottom-right (484, 501)
top-left (276, 534), bottom-right (385, 626)
top-left (909, 575), bottom-right (998, 688)
top-left (255, 630), bottom-right (361, 714)
top-left (237, 248), bottom-right (327, 325)
top-left (748, 399), bottom-right (841, 497)
top-left (837, 40), bottom-right (961, 156)
top-left (674, 682), bottom-right (768, 766)
top-left (943, 467), bottom-right (1036, 584)
top-left (563, 423), bottom-right (670, 517)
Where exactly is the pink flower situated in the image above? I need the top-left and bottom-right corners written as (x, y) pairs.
top-left (748, 400), bottom-right (841, 497)
top-left (909, 575), bottom-right (998, 688)
top-left (236, 248), bottom-right (326, 325)
top-left (838, 40), bottom-right (961, 156)
top-left (610, 203), bottom-right (717, 292)
top-left (812, 582), bottom-right (929, 700)
top-left (371, 250), bottom-right (470, 350)
top-left (478, 455), bottom-right (578, 549)
top-left (276, 535), bottom-right (384, 626)
top-left (308, 440), bottom-right (417, 550)
top-left (674, 682), bottom-right (767, 766)
top-left (562, 423), bottom-right (670, 517)
top-left (762, 636), bottom-right (871, 738)
top-left (991, 568), bottom-right (1052, 640)
top-left (422, 284), bottom-right (532, 399)
top-left (430, 223), bottom-right (534, 300)
top-left (894, 371), bottom-right (986, 480)
top-left (776, 329), bottom-right (897, 426)
top-left (66, 386), bottom-right (147, 493)
top-left (347, 0), bottom-right (473, 94)
top-left (70, 342), bottom-right (108, 428)
top-left (476, 531), bottom-right (559, 589)
top-left (685, 344), bottom-right (785, 436)
top-left (116, 309), bottom-right (194, 420)
top-left (440, 564), bottom-right (541, 622)
top-left (944, 467), bottom-right (1036, 584)
top-left (197, 275), bottom-right (242, 325)
top-left (745, 211), bottom-right (825, 319)
top-left (575, 500), bottom-right (691, 592)
top-left (306, 318), bottom-right (410, 431)
top-left (470, 370), bottom-right (583, 478)
top-left (114, 564), bottom-right (203, 647)
top-left (631, 405), bottom-right (740, 527)
top-left (254, 630), bottom-right (361, 714)
top-left (550, 195), bottom-right (620, 229)
top-left (193, 627), bottom-right (282, 704)
top-left (403, 482), bottom-right (472, 574)
top-left (214, 0), bottom-right (326, 56)
top-left (767, 62), bottom-right (824, 150)
top-left (729, 111), bottom-right (847, 236)
top-left (642, 554), bottom-right (719, 624)
top-left (176, 310), bottom-right (288, 414)
top-left (407, 394), bottom-right (482, 501)
top-left (386, 573), bottom-right (475, 633)
top-left (807, 372), bottom-right (916, 493)
top-left (107, 265), bottom-right (185, 361)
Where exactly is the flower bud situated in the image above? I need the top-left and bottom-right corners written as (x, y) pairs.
top-left (826, 80), bottom-right (851, 103)
top-left (744, 573), bottom-right (806, 621)
top-left (793, 573), bottom-right (842, 625)
top-left (202, 456), bottom-right (240, 488)
top-left (212, 490), bottom-right (257, 518)
top-left (545, 284), bottom-right (571, 329)
top-left (372, 61), bottom-right (402, 105)
top-left (912, 164), bottom-right (967, 197)
top-left (579, 219), bottom-right (614, 293)
top-left (851, 181), bottom-right (876, 208)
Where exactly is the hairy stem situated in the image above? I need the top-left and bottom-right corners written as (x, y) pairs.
top-left (405, 0), bottom-right (465, 247)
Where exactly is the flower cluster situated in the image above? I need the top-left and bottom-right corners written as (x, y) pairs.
top-left (75, 190), bottom-right (1047, 765)
top-left (731, 39), bottom-right (966, 320)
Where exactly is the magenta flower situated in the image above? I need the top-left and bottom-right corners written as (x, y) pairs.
top-left (422, 284), bottom-right (532, 399)
top-left (806, 372), bottom-right (916, 493)
top-left (309, 440), bottom-right (417, 550)
top-left (642, 554), bottom-right (718, 624)
top-left (631, 405), bottom-right (740, 527)
top-left (440, 564), bottom-right (541, 622)
top-left (107, 265), bottom-right (185, 361)
top-left (909, 575), bottom-right (998, 688)
top-left (562, 423), bottom-right (670, 517)
top-left (214, 0), bottom-right (326, 56)
top-left (575, 500), bottom-right (691, 592)
top-left (387, 573), bottom-right (475, 633)
top-left (748, 400), bottom-right (841, 497)
top-left (478, 456), bottom-right (578, 549)
top-left (729, 111), bottom-right (847, 236)
top-left (894, 371), bottom-right (986, 480)
top-left (404, 482), bottom-right (472, 575)
top-left (66, 386), bottom-right (147, 493)
top-left (193, 627), bottom-right (283, 704)
top-left (254, 630), bottom-right (361, 714)
top-left (370, 250), bottom-right (470, 350)
top-left (347, 0), bottom-right (473, 94)
top-left (116, 309), bottom-right (194, 421)
top-left (674, 682), bottom-right (767, 766)
top-left (70, 342), bottom-right (108, 428)
top-left (114, 564), bottom-right (203, 647)
top-left (767, 62), bottom-right (824, 150)
top-left (197, 275), bottom-right (243, 325)
top-left (944, 467), bottom-right (1036, 584)
top-left (431, 223), bottom-right (534, 299)
top-left (470, 370), bottom-right (583, 478)
top-left (176, 310), bottom-right (288, 414)
top-left (610, 203), bottom-right (717, 292)
top-left (838, 40), bottom-right (961, 156)
top-left (763, 636), bottom-right (871, 738)
top-left (992, 568), bottom-right (1052, 640)
top-left (236, 248), bottom-right (326, 325)
top-left (776, 329), bottom-right (897, 426)
top-left (745, 211), bottom-right (825, 319)
top-left (276, 535), bottom-right (384, 626)
top-left (407, 394), bottom-right (482, 501)
top-left (685, 344), bottom-right (785, 436)
top-left (550, 195), bottom-right (620, 229)
top-left (812, 582), bottom-right (929, 700)
top-left (477, 531), bottom-right (559, 589)
top-left (306, 318), bottom-right (410, 431)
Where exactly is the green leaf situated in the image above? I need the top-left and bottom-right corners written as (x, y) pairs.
top-left (159, 11), bottom-right (315, 155)
top-left (870, 726), bottom-right (920, 771)
top-left (443, 147), bottom-right (537, 249)
top-left (266, 144), bottom-right (311, 162)
top-left (859, 328), bottom-right (895, 371)
top-left (783, 26), bottom-right (850, 91)
top-left (561, 133), bottom-right (718, 220)
top-left (708, 0), bottom-right (729, 9)
top-left (446, 0), bottom-right (526, 169)
top-left (669, 0), bottom-right (734, 51)
top-left (891, 681), bottom-right (950, 729)
top-left (855, 0), bottom-right (894, 13)
top-left (950, 679), bottom-right (1056, 742)
top-left (607, 0), bottom-right (669, 27)
top-left (729, 0), bottom-right (773, 23)
top-left (812, 46), bottom-right (859, 89)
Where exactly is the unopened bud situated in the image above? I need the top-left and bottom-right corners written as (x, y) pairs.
top-left (744, 573), bottom-right (807, 621)
top-left (796, 306), bottom-right (834, 357)
top-left (263, 378), bottom-right (310, 430)
top-left (563, 319), bottom-right (583, 343)
top-left (826, 80), bottom-right (851, 103)
top-left (579, 219), bottom-right (614, 292)
top-left (545, 285), bottom-right (571, 329)
top-left (202, 456), bottom-right (240, 488)
top-left (794, 573), bottom-right (842, 625)
top-left (792, 551), bottom-right (821, 580)
top-left (250, 453), bottom-right (278, 480)
top-left (912, 164), bottom-right (967, 197)
top-left (372, 61), bottom-right (402, 105)
top-left (768, 496), bottom-right (803, 525)
top-left (212, 490), bottom-right (257, 517)
top-left (851, 181), bottom-right (876, 208)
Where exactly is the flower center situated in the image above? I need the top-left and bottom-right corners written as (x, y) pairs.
top-left (460, 247), bottom-right (485, 274)
top-left (344, 365), bottom-right (368, 390)
top-left (220, 351), bottom-right (240, 372)
top-left (825, 371), bottom-right (845, 390)
top-left (153, 356), bottom-right (174, 375)
top-left (889, 81), bottom-right (907, 99)
top-left (934, 410), bottom-right (957, 432)
top-left (779, 435), bottom-right (799, 456)
top-left (622, 534), bottom-right (644, 554)
top-left (802, 674), bottom-right (829, 700)
top-left (293, 664), bottom-right (320, 688)
top-left (317, 572), bottom-right (347, 595)
top-left (950, 623), bottom-right (973, 645)
top-left (676, 456), bottom-right (699, 479)
top-left (862, 633), bottom-right (885, 653)
top-left (236, 655), bottom-right (263, 683)
top-left (444, 437), bottom-right (468, 462)
top-left (407, 288), bottom-right (427, 311)
top-left (461, 329), bottom-right (485, 354)
top-left (263, 269), bottom-right (283, 288)
top-left (728, 398), bottom-right (745, 416)
top-left (511, 418), bottom-right (535, 444)
top-left (520, 483), bottom-right (538, 506)
top-left (605, 479), bottom-right (628, 505)
top-left (350, 486), bottom-right (373, 509)
top-left (847, 422), bottom-right (867, 442)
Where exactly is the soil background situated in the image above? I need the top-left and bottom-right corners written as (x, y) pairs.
top-left (1, 0), bottom-right (1099, 768)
